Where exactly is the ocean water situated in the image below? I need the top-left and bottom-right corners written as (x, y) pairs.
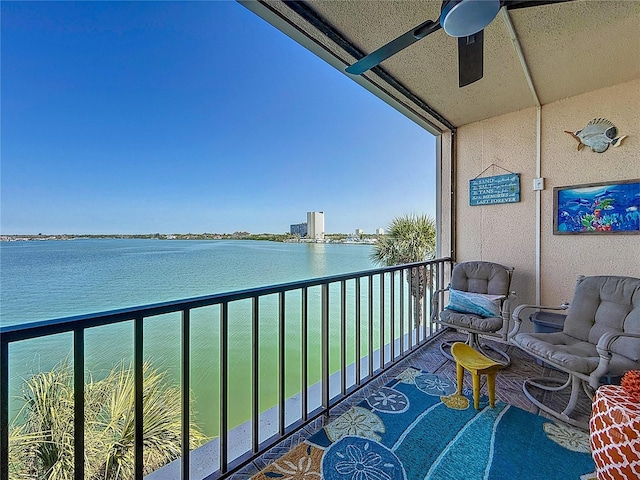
top-left (0, 239), bottom-right (375, 325)
top-left (1, 239), bottom-right (378, 435)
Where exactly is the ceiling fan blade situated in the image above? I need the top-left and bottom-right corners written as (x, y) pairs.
top-left (458, 29), bottom-right (484, 87)
top-left (346, 19), bottom-right (441, 75)
top-left (505, 0), bottom-right (572, 10)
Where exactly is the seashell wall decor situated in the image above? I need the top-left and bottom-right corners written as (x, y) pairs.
top-left (565, 118), bottom-right (626, 153)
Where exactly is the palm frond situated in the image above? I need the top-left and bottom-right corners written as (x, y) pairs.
top-left (9, 361), bottom-right (208, 479)
top-left (371, 214), bottom-right (436, 266)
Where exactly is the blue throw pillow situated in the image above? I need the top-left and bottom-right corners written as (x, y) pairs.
top-left (446, 288), bottom-right (504, 318)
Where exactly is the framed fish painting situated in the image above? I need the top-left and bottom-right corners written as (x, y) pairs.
top-left (553, 179), bottom-right (640, 234)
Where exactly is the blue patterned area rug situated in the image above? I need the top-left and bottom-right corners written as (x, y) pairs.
top-left (253, 368), bottom-right (595, 480)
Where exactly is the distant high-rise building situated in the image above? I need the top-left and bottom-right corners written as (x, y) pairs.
top-left (376, 228), bottom-right (385, 235)
top-left (355, 228), bottom-right (364, 236)
top-left (290, 223), bottom-right (307, 237)
top-left (307, 211), bottom-right (325, 240)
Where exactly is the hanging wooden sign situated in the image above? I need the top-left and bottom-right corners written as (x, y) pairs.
top-left (469, 173), bottom-right (521, 206)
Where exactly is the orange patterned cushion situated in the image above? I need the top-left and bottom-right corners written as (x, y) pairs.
top-left (590, 385), bottom-right (640, 479)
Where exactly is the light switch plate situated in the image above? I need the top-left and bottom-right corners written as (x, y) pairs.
top-left (533, 178), bottom-right (545, 191)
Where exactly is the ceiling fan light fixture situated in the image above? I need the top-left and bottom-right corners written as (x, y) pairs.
top-left (440, 0), bottom-right (501, 37)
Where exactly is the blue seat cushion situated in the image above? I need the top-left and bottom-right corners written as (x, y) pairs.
top-left (446, 288), bottom-right (504, 318)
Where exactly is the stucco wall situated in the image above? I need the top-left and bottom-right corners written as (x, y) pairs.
top-left (540, 79), bottom-right (640, 304)
top-left (445, 79), bottom-right (640, 309)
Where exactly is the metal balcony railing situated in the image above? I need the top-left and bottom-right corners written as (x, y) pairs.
top-left (1, 258), bottom-right (453, 480)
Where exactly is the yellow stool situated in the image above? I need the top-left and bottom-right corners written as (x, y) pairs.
top-left (451, 342), bottom-right (503, 409)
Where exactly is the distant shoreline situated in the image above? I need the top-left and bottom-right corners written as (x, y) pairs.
top-left (0, 232), bottom-right (380, 244)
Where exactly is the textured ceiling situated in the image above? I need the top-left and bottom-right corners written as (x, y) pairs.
top-left (245, 0), bottom-right (639, 131)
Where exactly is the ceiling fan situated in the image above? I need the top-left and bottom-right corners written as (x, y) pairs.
top-left (346, 0), bottom-right (569, 87)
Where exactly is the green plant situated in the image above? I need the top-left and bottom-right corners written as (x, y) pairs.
top-left (371, 214), bottom-right (436, 266)
top-left (371, 214), bottom-right (436, 326)
top-left (9, 361), bottom-right (207, 479)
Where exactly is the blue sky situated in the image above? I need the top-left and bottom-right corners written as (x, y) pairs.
top-left (1, 1), bottom-right (436, 235)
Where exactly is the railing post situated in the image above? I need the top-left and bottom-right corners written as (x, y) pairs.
top-left (379, 273), bottom-right (385, 369)
top-left (134, 316), bottom-right (144, 480)
top-left (301, 288), bottom-right (308, 421)
top-left (1, 339), bottom-right (8, 480)
top-left (220, 302), bottom-right (229, 473)
top-left (252, 297), bottom-right (260, 453)
top-left (278, 292), bottom-right (286, 435)
top-left (439, 261), bottom-right (446, 332)
top-left (409, 268), bottom-right (414, 350)
top-left (400, 269), bottom-right (405, 355)
top-left (321, 284), bottom-right (329, 415)
top-left (74, 328), bottom-right (85, 480)
top-left (340, 280), bottom-right (346, 395)
top-left (422, 266), bottom-right (428, 342)
top-left (181, 309), bottom-right (190, 480)
top-left (355, 278), bottom-right (361, 385)
top-left (427, 265), bottom-right (431, 338)
top-left (368, 275), bottom-right (374, 377)
top-left (391, 272), bottom-right (396, 362)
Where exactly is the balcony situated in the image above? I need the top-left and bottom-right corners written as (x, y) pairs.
top-left (2, 1), bottom-right (636, 478)
top-left (1, 256), bottom-right (595, 480)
